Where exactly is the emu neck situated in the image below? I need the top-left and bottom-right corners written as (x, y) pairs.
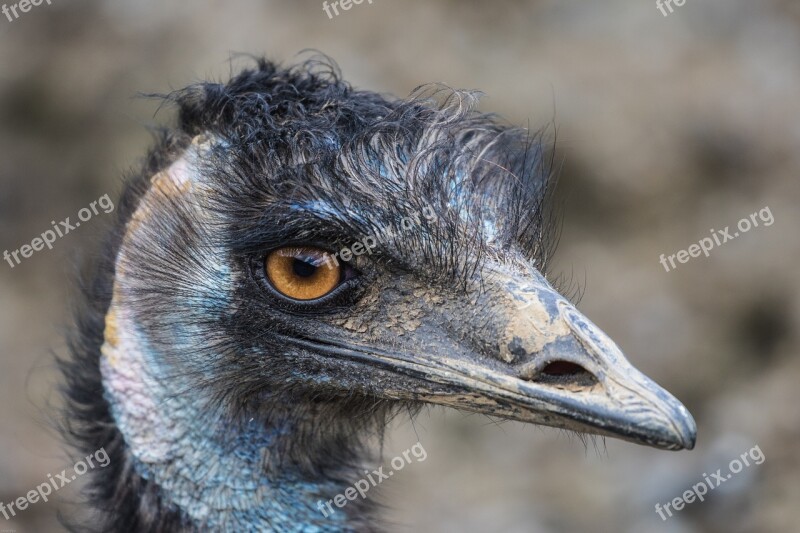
top-left (100, 305), bottom-right (361, 531)
top-left (96, 144), bottom-right (378, 530)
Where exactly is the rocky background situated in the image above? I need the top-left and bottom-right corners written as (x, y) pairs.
top-left (0, 0), bottom-right (798, 531)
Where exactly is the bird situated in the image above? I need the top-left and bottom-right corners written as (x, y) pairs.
top-left (60, 57), bottom-right (697, 532)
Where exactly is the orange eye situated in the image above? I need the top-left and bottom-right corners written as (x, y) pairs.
top-left (265, 246), bottom-right (341, 301)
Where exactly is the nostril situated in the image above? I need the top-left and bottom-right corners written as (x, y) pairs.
top-left (541, 361), bottom-right (585, 376)
top-left (527, 360), bottom-right (598, 388)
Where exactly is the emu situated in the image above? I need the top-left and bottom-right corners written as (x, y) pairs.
top-left (61, 58), bottom-right (696, 532)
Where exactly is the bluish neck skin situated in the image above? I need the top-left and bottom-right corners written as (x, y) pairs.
top-left (100, 309), bottom-right (352, 532)
top-left (97, 143), bottom-right (367, 530)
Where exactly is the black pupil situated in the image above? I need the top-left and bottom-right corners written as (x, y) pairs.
top-left (292, 258), bottom-right (317, 278)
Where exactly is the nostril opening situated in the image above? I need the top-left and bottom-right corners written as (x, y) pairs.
top-left (542, 361), bottom-right (585, 376)
top-left (529, 361), bottom-right (598, 388)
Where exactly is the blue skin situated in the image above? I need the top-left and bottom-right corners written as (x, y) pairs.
top-left (102, 309), bottom-right (350, 531)
top-left (97, 141), bottom-right (368, 531)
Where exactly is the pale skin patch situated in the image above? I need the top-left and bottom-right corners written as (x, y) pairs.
top-left (99, 306), bottom-right (177, 464)
top-left (101, 150), bottom-right (198, 368)
top-left (100, 309), bottom-right (120, 368)
top-left (99, 136), bottom-right (215, 463)
top-left (150, 164), bottom-right (191, 198)
top-left (114, 134), bottom-right (212, 240)
top-left (503, 291), bottom-right (569, 353)
top-left (496, 275), bottom-right (570, 363)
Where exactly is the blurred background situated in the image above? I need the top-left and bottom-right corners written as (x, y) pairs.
top-left (0, 0), bottom-right (798, 531)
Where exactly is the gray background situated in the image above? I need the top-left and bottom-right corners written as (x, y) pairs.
top-left (0, 0), bottom-right (797, 531)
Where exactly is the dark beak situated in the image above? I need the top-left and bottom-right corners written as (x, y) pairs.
top-left (298, 266), bottom-right (697, 451)
top-left (419, 268), bottom-right (698, 451)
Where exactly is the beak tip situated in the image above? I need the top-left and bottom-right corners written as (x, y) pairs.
top-left (676, 407), bottom-right (698, 451)
top-left (651, 402), bottom-right (696, 451)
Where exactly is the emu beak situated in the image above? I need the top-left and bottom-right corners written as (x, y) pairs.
top-left (300, 269), bottom-right (696, 450)
top-left (424, 269), bottom-right (697, 451)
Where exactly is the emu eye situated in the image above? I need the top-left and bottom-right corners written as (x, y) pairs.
top-left (265, 246), bottom-right (341, 301)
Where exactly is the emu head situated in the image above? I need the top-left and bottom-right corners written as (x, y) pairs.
top-left (89, 58), bottom-right (695, 529)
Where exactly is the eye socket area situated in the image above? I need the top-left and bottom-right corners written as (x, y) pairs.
top-left (265, 246), bottom-right (345, 301)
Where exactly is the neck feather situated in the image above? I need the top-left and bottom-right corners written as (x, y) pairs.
top-left (87, 140), bottom-right (383, 531)
top-left (101, 301), bottom-right (383, 531)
